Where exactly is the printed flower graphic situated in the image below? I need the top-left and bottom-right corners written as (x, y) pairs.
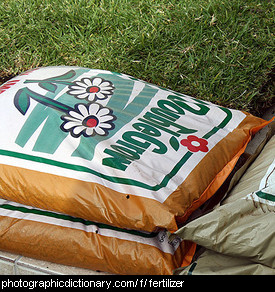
top-left (60, 103), bottom-right (116, 138)
top-left (67, 77), bottom-right (115, 102)
top-left (180, 135), bottom-right (209, 153)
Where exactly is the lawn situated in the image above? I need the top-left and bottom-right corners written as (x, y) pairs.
top-left (0, 0), bottom-right (274, 116)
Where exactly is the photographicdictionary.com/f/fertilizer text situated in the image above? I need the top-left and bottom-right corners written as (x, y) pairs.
top-left (0, 277), bottom-right (186, 290)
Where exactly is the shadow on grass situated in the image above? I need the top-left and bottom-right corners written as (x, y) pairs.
top-left (0, 72), bottom-right (15, 84)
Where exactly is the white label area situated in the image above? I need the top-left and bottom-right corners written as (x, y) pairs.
top-left (0, 66), bottom-right (246, 202)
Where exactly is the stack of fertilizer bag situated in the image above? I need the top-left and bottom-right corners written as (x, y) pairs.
top-left (0, 66), bottom-right (273, 275)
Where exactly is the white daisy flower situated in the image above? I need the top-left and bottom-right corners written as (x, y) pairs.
top-left (60, 103), bottom-right (116, 138)
top-left (67, 77), bottom-right (115, 102)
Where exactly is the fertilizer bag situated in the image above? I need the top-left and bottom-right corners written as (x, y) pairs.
top-left (0, 198), bottom-right (194, 275)
top-left (0, 66), bottom-right (271, 232)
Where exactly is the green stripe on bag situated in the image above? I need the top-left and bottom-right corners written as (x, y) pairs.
top-left (255, 190), bottom-right (275, 202)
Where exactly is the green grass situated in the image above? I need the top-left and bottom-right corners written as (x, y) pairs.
top-left (0, 0), bottom-right (274, 115)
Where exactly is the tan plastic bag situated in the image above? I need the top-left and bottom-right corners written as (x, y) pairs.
top-left (175, 250), bottom-right (275, 275)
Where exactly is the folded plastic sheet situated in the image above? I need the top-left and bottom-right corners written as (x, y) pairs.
top-left (175, 250), bottom-right (275, 275)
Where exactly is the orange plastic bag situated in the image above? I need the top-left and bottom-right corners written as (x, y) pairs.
top-left (0, 66), bottom-right (270, 232)
top-left (0, 198), bottom-right (195, 275)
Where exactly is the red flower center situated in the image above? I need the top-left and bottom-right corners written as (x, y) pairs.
top-left (83, 116), bottom-right (99, 128)
top-left (190, 140), bottom-right (200, 147)
top-left (87, 86), bottom-right (100, 93)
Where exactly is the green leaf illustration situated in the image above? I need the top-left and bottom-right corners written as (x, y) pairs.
top-left (24, 70), bottom-right (77, 89)
top-left (47, 70), bottom-right (76, 81)
top-left (169, 136), bottom-right (179, 151)
top-left (38, 82), bottom-right (57, 93)
top-left (14, 88), bottom-right (30, 115)
top-left (14, 87), bottom-right (72, 116)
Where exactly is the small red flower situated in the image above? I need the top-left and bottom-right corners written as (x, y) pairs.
top-left (180, 135), bottom-right (209, 153)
